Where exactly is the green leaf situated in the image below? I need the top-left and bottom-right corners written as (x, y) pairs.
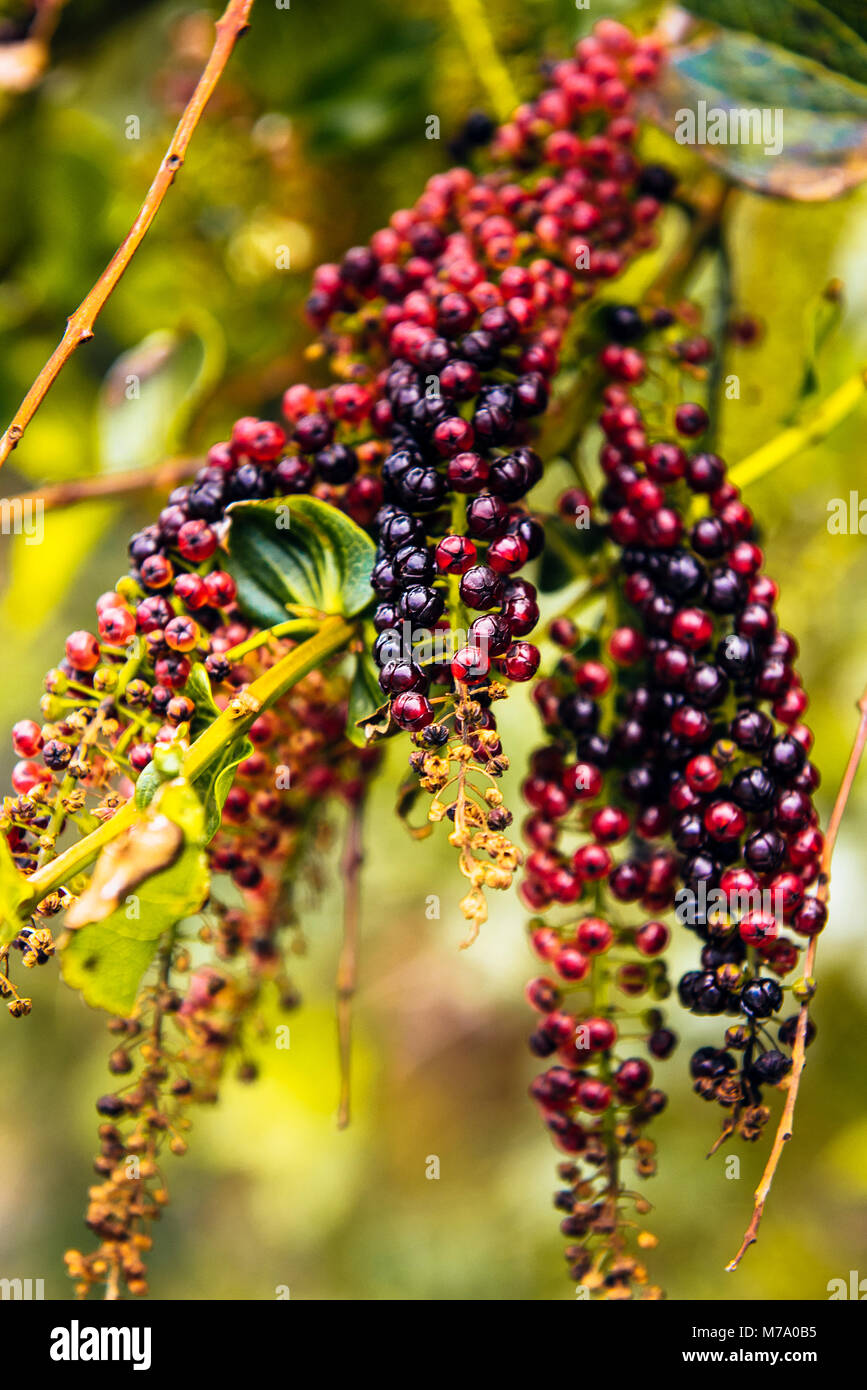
top-left (186, 661), bottom-right (223, 738)
top-left (346, 649), bottom-right (385, 748)
top-left (0, 832), bottom-right (31, 947)
top-left (644, 29), bottom-right (867, 198)
top-left (60, 780), bottom-right (209, 1015)
top-left (197, 734), bottom-right (254, 842)
top-left (225, 494), bottom-right (376, 624)
top-left (59, 927), bottom-right (165, 1017)
top-left (681, 1), bottom-right (867, 89)
top-left (134, 761), bottom-right (163, 810)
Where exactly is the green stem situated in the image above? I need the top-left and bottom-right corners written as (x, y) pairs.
top-left (728, 367), bottom-right (867, 492)
top-left (445, 0), bottom-right (518, 122)
top-left (225, 617), bottom-right (319, 661)
top-left (20, 615), bottom-right (354, 912)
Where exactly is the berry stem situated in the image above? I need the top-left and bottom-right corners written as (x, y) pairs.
top-left (728, 367), bottom-right (867, 493)
top-left (19, 615), bottom-right (354, 913)
top-left (0, 0), bottom-right (255, 469)
top-left (336, 796), bottom-right (365, 1130)
top-left (726, 679), bottom-right (867, 1272)
top-left (445, 0), bottom-right (518, 122)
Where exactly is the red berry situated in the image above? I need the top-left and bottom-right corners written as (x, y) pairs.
top-left (12, 759), bottom-right (51, 795)
top-left (231, 416), bottom-right (287, 462)
top-left (204, 571), bottom-right (237, 607)
top-left (391, 692), bottom-right (433, 731)
top-left (12, 719), bottom-right (43, 757)
top-left (576, 917), bottom-right (613, 954)
top-left (576, 1078), bottom-right (612, 1113)
top-left (435, 535), bottom-right (477, 574)
top-left (608, 626), bottom-right (645, 666)
top-left (555, 947), bottom-right (590, 981)
top-left (590, 806), bottom-right (630, 843)
top-left (65, 630), bottom-right (100, 671)
top-left (675, 402), bottom-right (709, 437)
top-left (177, 520), bottom-right (218, 563)
top-left (451, 645), bottom-right (489, 682)
top-left (500, 642), bottom-right (540, 681)
top-left (174, 573), bottom-right (209, 610)
top-left (635, 920), bottom-right (669, 956)
top-left (615, 1057), bottom-right (651, 1095)
top-left (98, 607), bottom-right (136, 644)
top-left (572, 843), bottom-right (612, 880)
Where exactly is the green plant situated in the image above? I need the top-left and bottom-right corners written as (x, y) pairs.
top-left (1, 2), bottom-right (866, 1302)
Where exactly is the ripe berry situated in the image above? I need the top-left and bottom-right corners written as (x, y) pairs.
top-left (460, 565), bottom-right (504, 611)
top-left (435, 535), bottom-right (477, 574)
top-left (675, 403), bottom-right (709, 437)
top-left (499, 642), bottom-right (540, 681)
top-left (391, 692), bottom-right (433, 730)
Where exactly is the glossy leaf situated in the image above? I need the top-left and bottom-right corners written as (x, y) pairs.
top-left (225, 494), bottom-right (376, 624)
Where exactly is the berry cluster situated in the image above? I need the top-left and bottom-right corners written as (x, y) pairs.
top-left (0, 17), bottom-right (827, 1300)
top-left (309, 21), bottom-right (668, 738)
top-left (521, 298), bottom-right (822, 1287)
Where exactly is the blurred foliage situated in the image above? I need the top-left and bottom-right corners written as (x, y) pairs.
top-left (0, 0), bottom-right (866, 1301)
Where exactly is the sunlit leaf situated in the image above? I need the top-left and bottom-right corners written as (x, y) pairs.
top-left (61, 780), bottom-right (208, 1014)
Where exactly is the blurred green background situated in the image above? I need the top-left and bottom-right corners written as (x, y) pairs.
top-left (1, 0), bottom-right (866, 1301)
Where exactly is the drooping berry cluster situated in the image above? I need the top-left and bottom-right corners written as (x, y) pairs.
top-left (522, 298), bottom-right (823, 1290)
top-left (308, 22), bottom-right (668, 741)
top-left (0, 16), bottom-right (828, 1302)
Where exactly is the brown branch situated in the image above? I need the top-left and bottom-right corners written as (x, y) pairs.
top-left (726, 680), bottom-right (867, 1271)
top-left (4, 455), bottom-right (200, 513)
top-left (0, 0), bottom-right (255, 471)
top-left (336, 799), bottom-right (365, 1130)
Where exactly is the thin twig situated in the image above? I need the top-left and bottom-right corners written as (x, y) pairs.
top-left (0, 0), bottom-right (255, 470)
top-left (445, 0), bottom-right (518, 123)
top-left (726, 681), bottom-right (867, 1271)
top-left (336, 799), bottom-right (365, 1129)
top-left (3, 456), bottom-right (198, 512)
